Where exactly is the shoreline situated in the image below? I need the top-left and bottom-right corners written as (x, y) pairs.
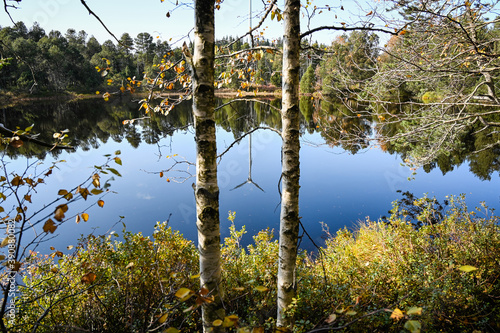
top-left (1, 87), bottom-right (282, 107)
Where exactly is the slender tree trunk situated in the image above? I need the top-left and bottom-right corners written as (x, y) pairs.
top-left (192, 1), bottom-right (224, 331)
top-left (277, 0), bottom-right (301, 330)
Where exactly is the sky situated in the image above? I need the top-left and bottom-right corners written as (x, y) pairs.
top-left (0, 0), bottom-right (386, 47)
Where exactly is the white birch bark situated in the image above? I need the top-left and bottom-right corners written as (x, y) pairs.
top-left (192, 1), bottom-right (224, 331)
top-left (277, 0), bottom-right (301, 330)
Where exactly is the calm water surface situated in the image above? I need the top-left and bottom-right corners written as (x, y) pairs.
top-left (3, 98), bottom-right (500, 252)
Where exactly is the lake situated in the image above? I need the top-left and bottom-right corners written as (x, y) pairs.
top-left (2, 97), bottom-right (500, 253)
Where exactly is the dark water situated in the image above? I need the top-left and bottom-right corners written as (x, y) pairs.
top-left (2, 97), bottom-right (500, 252)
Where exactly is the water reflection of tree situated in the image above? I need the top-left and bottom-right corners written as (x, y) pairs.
top-left (315, 98), bottom-right (372, 154)
top-left (5, 97), bottom-right (500, 180)
top-left (377, 103), bottom-right (500, 180)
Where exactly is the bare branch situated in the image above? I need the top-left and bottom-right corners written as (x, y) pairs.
top-left (217, 126), bottom-right (281, 161)
top-left (301, 25), bottom-right (398, 40)
top-left (79, 0), bottom-right (121, 44)
top-left (2, 0), bottom-right (19, 25)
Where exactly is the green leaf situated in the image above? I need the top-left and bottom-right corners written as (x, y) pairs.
top-left (459, 265), bottom-right (477, 272)
top-left (404, 320), bottom-right (421, 333)
top-left (107, 168), bottom-right (122, 177)
top-left (115, 150), bottom-right (121, 155)
top-left (407, 307), bottom-right (423, 316)
top-left (114, 157), bottom-right (122, 166)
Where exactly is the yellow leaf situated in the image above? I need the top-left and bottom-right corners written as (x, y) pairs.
top-left (175, 287), bottom-right (194, 301)
top-left (346, 310), bottom-right (357, 316)
top-left (82, 213), bottom-right (89, 222)
top-left (390, 308), bottom-right (404, 321)
top-left (78, 187), bottom-right (89, 200)
top-left (158, 313), bottom-right (168, 324)
top-left (459, 265), bottom-right (477, 272)
top-left (126, 262), bottom-right (134, 269)
top-left (58, 189), bottom-right (68, 195)
top-left (190, 273), bottom-right (200, 279)
top-left (43, 219), bottom-right (57, 233)
top-left (232, 287), bottom-right (245, 291)
top-left (97, 200), bottom-right (105, 208)
top-left (223, 315), bottom-right (239, 327)
top-left (407, 307), bottom-right (423, 316)
top-left (213, 319), bottom-right (223, 327)
top-left (165, 328), bottom-right (179, 333)
top-left (254, 286), bottom-right (268, 292)
top-left (1, 237), bottom-right (10, 247)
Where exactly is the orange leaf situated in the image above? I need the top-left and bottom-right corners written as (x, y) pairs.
top-left (82, 213), bottom-right (89, 222)
top-left (10, 138), bottom-right (23, 149)
top-left (43, 219), bottom-right (57, 233)
top-left (97, 200), bottom-right (105, 208)
top-left (81, 272), bottom-right (96, 284)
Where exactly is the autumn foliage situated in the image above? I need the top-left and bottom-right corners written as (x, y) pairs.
top-left (11, 198), bottom-right (500, 332)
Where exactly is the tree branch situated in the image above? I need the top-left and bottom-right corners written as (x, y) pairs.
top-left (2, 0), bottom-right (19, 25)
top-left (224, 0), bottom-right (278, 49)
top-left (79, 0), bottom-right (120, 44)
top-left (301, 25), bottom-right (398, 40)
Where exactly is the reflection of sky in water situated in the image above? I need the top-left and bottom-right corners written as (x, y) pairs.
top-left (6, 125), bottom-right (500, 253)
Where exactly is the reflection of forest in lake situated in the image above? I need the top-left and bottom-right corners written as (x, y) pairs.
top-left (3, 96), bottom-right (500, 180)
top-left (2, 96), bottom-right (499, 251)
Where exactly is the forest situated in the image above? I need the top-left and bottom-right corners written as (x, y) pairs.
top-left (1, 0), bottom-right (500, 332)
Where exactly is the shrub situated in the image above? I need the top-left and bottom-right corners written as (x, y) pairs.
top-left (14, 222), bottom-right (200, 332)
top-left (13, 196), bottom-right (500, 332)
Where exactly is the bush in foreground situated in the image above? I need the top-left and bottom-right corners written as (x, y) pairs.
top-left (12, 195), bottom-right (500, 332)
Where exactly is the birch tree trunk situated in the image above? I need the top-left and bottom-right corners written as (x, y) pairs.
top-left (277, 0), bottom-right (301, 330)
top-left (192, 1), bottom-right (224, 331)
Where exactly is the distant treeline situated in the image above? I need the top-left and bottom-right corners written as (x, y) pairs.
top-left (0, 22), bottom-right (282, 93)
top-left (0, 21), bottom-right (381, 96)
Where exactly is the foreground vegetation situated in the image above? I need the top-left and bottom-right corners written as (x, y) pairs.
top-left (12, 195), bottom-right (499, 332)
